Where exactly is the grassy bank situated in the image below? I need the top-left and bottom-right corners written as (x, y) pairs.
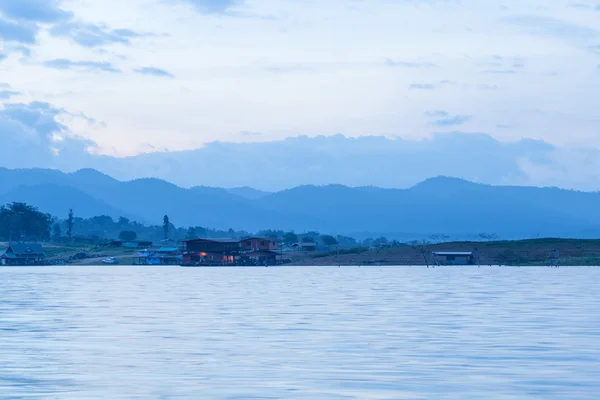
top-left (289, 238), bottom-right (600, 266)
top-left (7, 237), bottom-right (600, 266)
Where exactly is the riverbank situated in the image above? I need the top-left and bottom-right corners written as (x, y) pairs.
top-left (289, 238), bottom-right (600, 266)
top-left (26, 238), bottom-right (600, 267)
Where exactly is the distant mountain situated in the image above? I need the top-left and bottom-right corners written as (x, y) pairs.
top-left (0, 167), bottom-right (119, 195)
top-left (0, 184), bottom-right (131, 220)
top-left (82, 133), bottom-right (565, 191)
top-left (0, 168), bottom-right (599, 238)
top-left (226, 187), bottom-right (271, 200)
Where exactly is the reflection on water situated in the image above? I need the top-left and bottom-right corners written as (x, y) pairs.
top-left (1, 266), bottom-right (599, 399)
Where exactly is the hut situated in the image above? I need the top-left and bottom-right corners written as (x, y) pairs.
top-left (432, 251), bottom-right (475, 265)
top-left (1, 244), bottom-right (46, 266)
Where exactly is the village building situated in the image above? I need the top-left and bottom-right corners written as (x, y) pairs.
top-left (135, 247), bottom-right (182, 265)
top-left (1, 244), bottom-right (46, 266)
top-left (182, 238), bottom-right (242, 266)
top-left (432, 251), bottom-right (475, 265)
top-left (106, 240), bottom-right (153, 249)
top-left (182, 238), bottom-right (282, 266)
top-left (292, 242), bottom-right (317, 252)
top-left (239, 237), bottom-right (280, 266)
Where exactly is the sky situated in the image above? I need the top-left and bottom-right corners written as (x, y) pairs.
top-left (1, 0), bottom-right (600, 188)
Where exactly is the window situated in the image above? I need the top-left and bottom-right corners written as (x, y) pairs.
top-left (260, 241), bottom-right (265, 246)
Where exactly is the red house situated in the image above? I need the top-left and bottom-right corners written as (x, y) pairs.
top-left (241, 237), bottom-right (280, 251)
top-left (182, 238), bottom-right (241, 266)
top-left (181, 238), bottom-right (281, 267)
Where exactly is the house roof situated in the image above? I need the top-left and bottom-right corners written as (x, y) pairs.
top-left (7, 244), bottom-right (45, 256)
top-left (242, 237), bottom-right (278, 242)
top-left (184, 238), bottom-right (240, 244)
top-left (157, 247), bottom-right (179, 252)
top-left (432, 252), bottom-right (473, 256)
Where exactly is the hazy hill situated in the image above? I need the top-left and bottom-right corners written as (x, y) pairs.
top-left (0, 168), bottom-right (599, 238)
top-left (255, 179), bottom-right (594, 237)
top-left (226, 187), bottom-right (271, 200)
top-left (0, 184), bottom-right (132, 220)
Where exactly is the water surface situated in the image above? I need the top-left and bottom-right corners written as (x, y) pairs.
top-left (1, 266), bottom-right (599, 399)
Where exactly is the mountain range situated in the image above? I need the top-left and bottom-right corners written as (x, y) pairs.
top-left (0, 167), bottom-right (599, 239)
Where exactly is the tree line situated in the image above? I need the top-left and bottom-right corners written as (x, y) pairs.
top-left (0, 202), bottom-right (500, 248)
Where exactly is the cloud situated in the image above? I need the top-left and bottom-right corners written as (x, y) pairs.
top-left (43, 59), bottom-right (121, 73)
top-left (239, 130), bottom-right (262, 137)
top-left (0, 90), bottom-right (20, 99)
top-left (6, 45), bottom-right (31, 57)
top-left (567, 2), bottom-right (600, 11)
top-left (481, 69), bottom-right (518, 74)
top-left (385, 58), bottom-right (437, 68)
top-left (0, 17), bottom-right (38, 43)
top-left (432, 115), bottom-right (472, 126)
top-left (505, 15), bottom-right (598, 41)
top-left (478, 56), bottom-right (524, 75)
top-left (425, 110), bottom-right (449, 118)
top-left (0, 1), bottom-right (150, 50)
top-left (134, 67), bottom-right (175, 78)
top-left (177, 0), bottom-right (240, 14)
top-left (472, 84), bottom-right (499, 90)
top-left (50, 22), bottom-right (148, 47)
top-left (409, 83), bottom-right (437, 90)
top-left (0, 0), bottom-right (72, 23)
top-left (425, 111), bottom-right (471, 126)
top-left (264, 65), bottom-right (312, 73)
top-left (0, 101), bottom-right (96, 168)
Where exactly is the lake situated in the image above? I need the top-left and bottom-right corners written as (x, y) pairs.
top-left (1, 266), bottom-right (599, 399)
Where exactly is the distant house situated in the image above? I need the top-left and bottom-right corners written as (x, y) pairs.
top-left (292, 242), bottom-right (317, 252)
top-left (182, 238), bottom-right (242, 266)
top-left (239, 237), bottom-right (280, 266)
top-left (123, 241), bottom-right (153, 249)
top-left (432, 251), bottom-right (475, 265)
top-left (1, 244), bottom-right (46, 266)
top-left (136, 247), bottom-right (181, 265)
top-left (241, 237), bottom-right (280, 252)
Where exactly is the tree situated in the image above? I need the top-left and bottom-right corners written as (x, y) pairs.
top-left (163, 215), bottom-right (170, 240)
top-left (336, 235), bottom-right (357, 247)
top-left (186, 227), bottom-right (197, 240)
top-left (321, 235), bottom-right (338, 247)
top-left (372, 237), bottom-right (389, 248)
top-left (362, 238), bottom-right (374, 248)
top-left (0, 202), bottom-right (52, 241)
top-left (429, 234), bottom-right (450, 244)
top-left (408, 239), bottom-right (432, 268)
top-left (302, 236), bottom-right (315, 243)
top-left (258, 229), bottom-right (283, 239)
top-left (478, 233), bottom-right (499, 242)
top-left (119, 230), bottom-right (137, 242)
top-left (52, 223), bottom-right (62, 240)
top-left (283, 231), bottom-right (298, 245)
top-left (67, 209), bottom-right (74, 240)
top-left (118, 216), bottom-right (131, 226)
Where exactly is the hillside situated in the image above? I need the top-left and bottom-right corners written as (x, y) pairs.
top-left (0, 168), bottom-right (599, 238)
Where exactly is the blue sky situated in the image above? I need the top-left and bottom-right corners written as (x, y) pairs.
top-left (0, 0), bottom-right (599, 187)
